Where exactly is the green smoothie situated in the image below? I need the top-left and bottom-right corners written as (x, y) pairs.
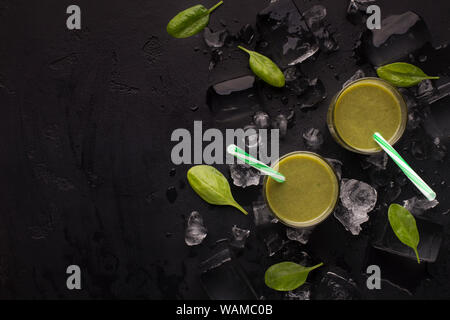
top-left (264, 152), bottom-right (339, 228)
top-left (328, 78), bottom-right (407, 153)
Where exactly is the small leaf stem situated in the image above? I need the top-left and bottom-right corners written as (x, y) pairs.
top-left (208, 1), bottom-right (223, 13)
top-left (231, 202), bottom-right (248, 215)
top-left (237, 45), bottom-right (251, 54)
top-left (414, 248), bottom-right (421, 264)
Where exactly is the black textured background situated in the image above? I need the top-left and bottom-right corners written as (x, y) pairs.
top-left (0, 0), bottom-right (450, 299)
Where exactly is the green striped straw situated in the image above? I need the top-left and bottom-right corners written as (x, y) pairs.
top-left (373, 132), bottom-right (436, 201)
top-left (226, 144), bottom-right (285, 183)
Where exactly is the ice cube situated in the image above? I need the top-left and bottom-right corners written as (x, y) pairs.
top-left (342, 69), bottom-right (365, 88)
top-left (365, 152), bottom-right (388, 170)
top-left (314, 268), bottom-right (360, 300)
top-left (286, 108), bottom-right (296, 127)
top-left (256, 0), bottom-right (319, 68)
top-left (421, 81), bottom-right (450, 140)
top-left (364, 278), bottom-right (413, 299)
top-left (340, 179), bottom-right (377, 213)
top-left (252, 201), bottom-right (278, 226)
top-left (282, 67), bottom-right (327, 108)
top-left (403, 196), bottom-right (439, 216)
top-left (297, 78), bottom-right (327, 109)
top-left (285, 283), bottom-right (312, 300)
top-left (284, 66), bottom-right (302, 83)
top-left (334, 179), bottom-right (377, 235)
top-left (400, 88), bottom-right (419, 110)
top-left (230, 225), bottom-right (250, 249)
top-left (200, 248), bottom-right (258, 299)
top-left (263, 230), bottom-right (285, 257)
top-left (208, 49), bottom-right (223, 71)
top-left (281, 243), bottom-right (315, 265)
top-left (372, 216), bottom-right (443, 262)
top-left (272, 114), bottom-right (288, 138)
top-left (334, 204), bottom-right (369, 236)
top-left (358, 11), bottom-right (431, 66)
top-left (365, 247), bottom-right (426, 292)
top-left (408, 79), bottom-right (450, 141)
top-left (284, 67), bottom-right (314, 96)
top-left (407, 110), bottom-right (423, 131)
top-left (253, 111), bottom-right (270, 129)
top-left (302, 128), bottom-right (324, 150)
top-left (425, 80), bottom-right (450, 104)
top-left (238, 24), bottom-right (255, 45)
top-left (325, 158), bottom-right (343, 181)
top-left (229, 163), bottom-right (261, 188)
top-left (207, 75), bottom-right (260, 129)
top-left (200, 248), bottom-right (232, 272)
top-left (242, 124), bottom-right (261, 148)
top-left (185, 211), bottom-right (207, 246)
top-left (415, 79), bottom-right (437, 101)
top-left (286, 227), bottom-right (313, 245)
top-left (203, 27), bottom-right (229, 48)
top-left (304, 5), bottom-right (327, 29)
top-left (346, 0), bottom-right (375, 25)
top-left (398, 87), bottom-right (424, 132)
top-left (240, 124), bottom-right (264, 160)
top-left (303, 5), bottom-right (339, 53)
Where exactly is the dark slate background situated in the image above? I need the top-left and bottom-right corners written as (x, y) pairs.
top-left (0, 0), bottom-right (449, 299)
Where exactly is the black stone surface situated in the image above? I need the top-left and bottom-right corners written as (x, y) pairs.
top-left (0, 0), bottom-right (449, 299)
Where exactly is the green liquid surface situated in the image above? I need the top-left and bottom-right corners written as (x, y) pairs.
top-left (265, 153), bottom-right (339, 227)
top-left (334, 79), bottom-right (403, 152)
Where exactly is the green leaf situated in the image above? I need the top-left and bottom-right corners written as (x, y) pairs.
top-left (376, 62), bottom-right (439, 87)
top-left (166, 1), bottom-right (223, 38)
top-left (388, 204), bottom-right (421, 263)
top-left (264, 261), bottom-right (323, 291)
top-left (238, 46), bottom-right (285, 88)
top-left (187, 165), bottom-right (248, 215)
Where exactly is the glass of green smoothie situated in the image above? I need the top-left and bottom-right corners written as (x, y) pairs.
top-left (263, 151), bottom-right (339, 228)
top-left (327, 77), bottom-right (407, 154)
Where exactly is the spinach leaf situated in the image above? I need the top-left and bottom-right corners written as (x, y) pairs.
top-left (166, 1), bottom-right (223, 38)
top-left (187, 165), bottom-right (248, 215)
top-left (238, 46), bottom-right (285, 88)
top-left (376, 62), bottom-right (439, 87)
top-left (388, 204), bottom-right (421, 263)
top-left (265, 261), bottom-right (323, 291)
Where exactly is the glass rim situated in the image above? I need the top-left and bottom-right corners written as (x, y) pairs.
top-left (327, 77), bottom-right (408, 155)
top-left (262, 151), bottom-right (340, 229)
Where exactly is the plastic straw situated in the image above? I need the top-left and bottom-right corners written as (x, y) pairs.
top-left (226, 144), bottom-right (285, 183)
top-left (373, 132), bottom-right (436, 201)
